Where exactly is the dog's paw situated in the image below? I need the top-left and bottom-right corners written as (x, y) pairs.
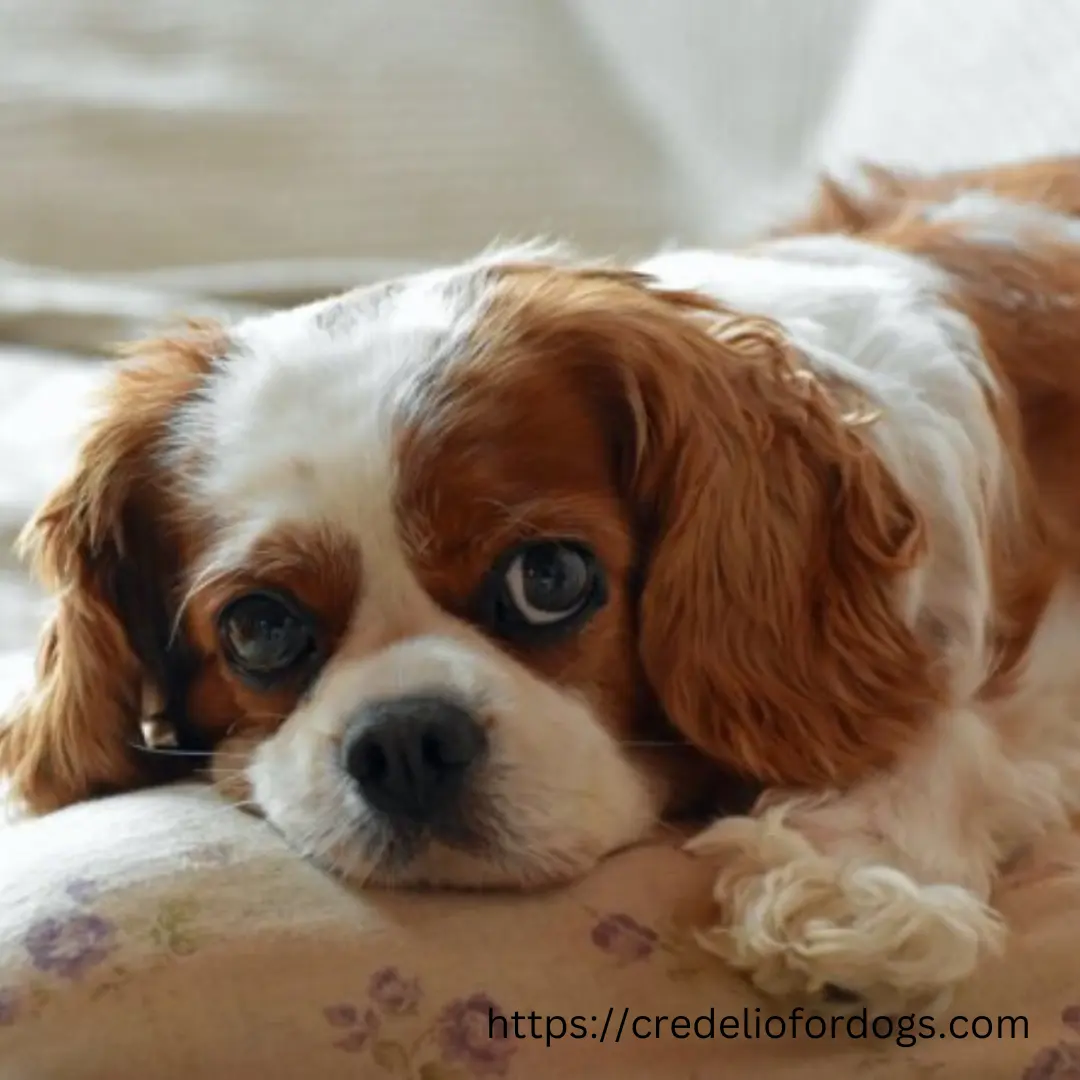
top-left (686, 814), bottom-right (1006, 1012)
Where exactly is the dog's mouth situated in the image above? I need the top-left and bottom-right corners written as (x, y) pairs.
top-left (320, 821), bottom-right (592, 893)
top-left (355, 787), bottom-right (511, 869)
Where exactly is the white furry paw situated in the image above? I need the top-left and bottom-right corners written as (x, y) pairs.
top-left (686, 814), bottom-right (1006, 1011)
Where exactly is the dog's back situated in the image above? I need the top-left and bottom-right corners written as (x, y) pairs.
top-left (786, 155), bottom-right (1080, 237)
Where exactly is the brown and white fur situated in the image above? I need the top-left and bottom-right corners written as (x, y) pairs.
top-left (5, 157), bottom-right (1080, 1012)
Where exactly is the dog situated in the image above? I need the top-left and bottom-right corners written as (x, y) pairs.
top-left (5, 156), bottom-right (1080, 1012)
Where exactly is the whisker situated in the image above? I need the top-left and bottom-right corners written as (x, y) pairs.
top-left (129, 745), bottom-right (259, 766)
top-left (129, 743), bottom-right (213, 758)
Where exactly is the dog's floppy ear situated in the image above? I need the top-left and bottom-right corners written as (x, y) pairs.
top-left (0, 325), bottom-right (221, 813)
top-left (486, 264), bottom-right (941, 789)
top-left (618, 298), bottom-right (942, 788)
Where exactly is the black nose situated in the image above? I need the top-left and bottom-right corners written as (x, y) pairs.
top-left (341, 695), bottom-right (487, 822)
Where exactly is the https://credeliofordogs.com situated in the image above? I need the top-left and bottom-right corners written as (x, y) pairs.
top-left (487, 1005), bottom-right (1030, 1049)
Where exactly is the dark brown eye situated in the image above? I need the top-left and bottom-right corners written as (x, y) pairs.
top-left (480, 540), bottom-right (607, 644)
top-left (505, 543), bottom-right (594, 624)
top-left (218, 590), bottom-right (317, 684)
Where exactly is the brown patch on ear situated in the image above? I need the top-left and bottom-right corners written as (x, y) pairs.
top-left (0, 322), bottom-right (223, 813)
top-left (483, 266), bottom-right (942, 789)
top-left (629, 309), bottom-right (942, 787)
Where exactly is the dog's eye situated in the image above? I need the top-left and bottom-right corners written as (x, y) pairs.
top-left (218, 590), bottom-right (317, 683)
top-left (484, 541), bottom-right (606, 642)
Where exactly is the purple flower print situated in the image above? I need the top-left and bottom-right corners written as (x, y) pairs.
top-left (63, 878), bottom-right (100, 905)
top-left (330, 1007), bottom-right (380, 1053)
top-left (437, 992), bottom-right (516, 1077)
top-left (1022, 1042), bottom-right (1080, 1080)
top-left (590, 912), bottom-right (658, 963)
top-left (323, 1003), bottom-right (359, 1028)
top-left (368, 966), bottom-right (421, 1014)
top-left (24, 914), bottom-right (117, 979)
top-left (0, 988), bottom-right (18, 1026)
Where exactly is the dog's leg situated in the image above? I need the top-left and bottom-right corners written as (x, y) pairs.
top-left (687, 702), bottom-right (1075, 1010)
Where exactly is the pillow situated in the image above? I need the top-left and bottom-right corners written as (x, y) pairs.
top-left (0, 782), bottom-right (1075, 1079)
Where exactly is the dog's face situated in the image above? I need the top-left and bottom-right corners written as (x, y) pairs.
top-left (0, 245), bottom-right (932, 888)
top-left (180, 254), bottom-right (696, 887)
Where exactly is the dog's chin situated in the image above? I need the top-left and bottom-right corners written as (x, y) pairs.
top-left (296, 804), bottom-right (636, 892)
top-left (337, 834), bottom-right (608, 892)
top-left (244, 783), bottom-right (647, 891)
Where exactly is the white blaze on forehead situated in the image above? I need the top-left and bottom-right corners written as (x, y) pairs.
top-left (182, 273), bottom-right (472, 522)
top-left (170, 264), bottom-right (495, 588)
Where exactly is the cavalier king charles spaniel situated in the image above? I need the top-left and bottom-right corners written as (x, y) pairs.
top-left (5, 156), bottom-right (1080, 1012)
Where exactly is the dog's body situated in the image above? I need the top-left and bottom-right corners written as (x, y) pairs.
top-left (658, 187), bottom-right (1080, 1005)
top-left (5, 157), bottom-right (1080, 1011)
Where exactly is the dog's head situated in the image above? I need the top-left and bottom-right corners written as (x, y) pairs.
top-left (0, 245), bottom-right (935, 887)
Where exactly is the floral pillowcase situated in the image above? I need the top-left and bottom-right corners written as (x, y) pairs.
top-left (1, 783), bottom-right (1076, 1079)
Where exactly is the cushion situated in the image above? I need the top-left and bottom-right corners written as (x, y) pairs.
top-left (1, 782), bottom-right (1078, 1079)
